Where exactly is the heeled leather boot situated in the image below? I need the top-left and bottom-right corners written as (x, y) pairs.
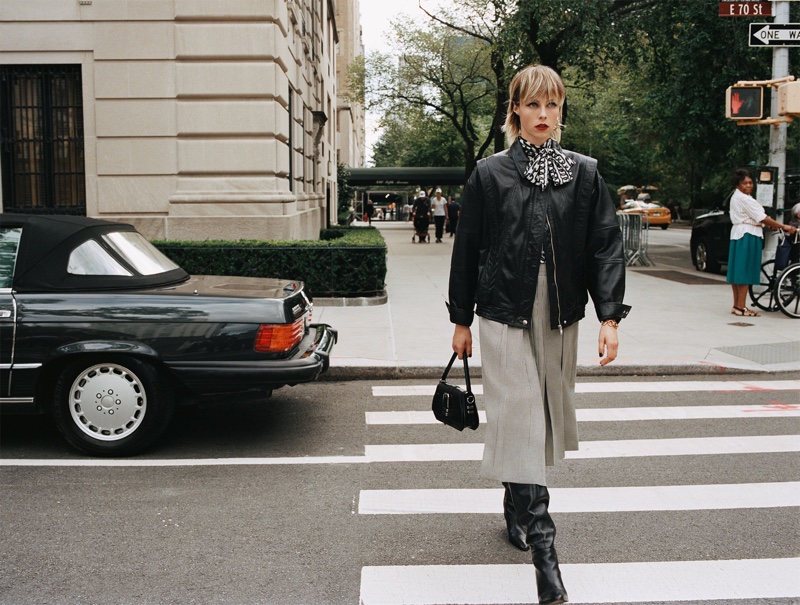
top-left (507, 483), bottom-right (568, 605)
top-left (502, 482), bottom-right (530, 551)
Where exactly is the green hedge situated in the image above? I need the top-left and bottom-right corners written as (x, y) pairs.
top-left (154, 226), bottom-right (386, 298)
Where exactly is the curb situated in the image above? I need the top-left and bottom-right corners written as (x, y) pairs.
top-left (320, 361), bottom-right (776, 381)
top-left (314, 291), bottom-right (388, 307)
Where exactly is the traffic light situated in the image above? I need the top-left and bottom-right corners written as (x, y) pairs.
top-left (726, 85), bottom-right (764, 120)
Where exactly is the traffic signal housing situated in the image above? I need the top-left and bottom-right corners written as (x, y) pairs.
top-left (778, 81), bottom-right (800, 116)
top-left (726, 85), bottom-right (764, 120)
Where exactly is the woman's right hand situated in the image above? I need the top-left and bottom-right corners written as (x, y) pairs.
top-left (452, 324), bottom-right (472, 359)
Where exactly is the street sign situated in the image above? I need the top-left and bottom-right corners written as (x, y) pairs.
top-left (719, 2), bottom-right (774, 17)
top-left (749, 23), bottom-right (800, 46)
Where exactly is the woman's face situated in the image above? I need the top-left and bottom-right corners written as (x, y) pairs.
top-left (514, 96), bottom-right (560, 146)
top-left (737, 176), bottom-right (754, 195)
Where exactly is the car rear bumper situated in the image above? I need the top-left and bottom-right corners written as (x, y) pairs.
top-left (167, 323), bottom-right (338, 390)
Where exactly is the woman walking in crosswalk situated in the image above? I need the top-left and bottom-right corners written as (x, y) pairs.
top-left (447, 64), bottom-right (631, 605)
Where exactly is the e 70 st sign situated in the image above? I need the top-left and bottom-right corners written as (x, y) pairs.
top-left (718, 2), bottom-right (773, 17)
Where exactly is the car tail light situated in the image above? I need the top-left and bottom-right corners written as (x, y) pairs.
top-left (254, 318), bottom-right (304, 353)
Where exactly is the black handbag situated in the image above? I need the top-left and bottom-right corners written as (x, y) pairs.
top-left (432, 352), bottom-right (479, 431)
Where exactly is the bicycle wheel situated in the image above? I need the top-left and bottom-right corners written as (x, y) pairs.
top-left (749, 260), bottom-right (778, 311)
top-left (776, 263), bottom-right (800, 319)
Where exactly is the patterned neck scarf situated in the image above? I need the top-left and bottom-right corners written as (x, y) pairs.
top-left (517, 137), bottom-right (575, 188)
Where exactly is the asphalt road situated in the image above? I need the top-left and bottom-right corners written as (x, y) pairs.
top-left (641, 222), bottom-right (697, 270)
top-left (2, 372), bottom-right (798, 605)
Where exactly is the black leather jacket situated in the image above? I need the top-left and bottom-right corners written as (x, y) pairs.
top-left (448, 140), bottom-right (631, 330)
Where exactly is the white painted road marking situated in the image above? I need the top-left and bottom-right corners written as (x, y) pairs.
top-left (364, 434), bottom-right (800, 461)
top-left (366, 403), bottom-right (800, 424)
top-left (5, 435), bottom-right (798, 467)
top-left (0, 455), bottom-right (369, 467)
top-left (372, 380), bottom-right (800, 397)
top-left (359, 558), bottom-right (800, 604)
top-left (357, 482), bottom-right (800, 514)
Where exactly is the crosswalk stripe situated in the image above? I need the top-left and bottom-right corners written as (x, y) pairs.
top-left (357, 482), bottom-right (800, 514)
top-left (372, 380), bottom-right (800, 397)
top-left (0, 455), bottom-right (369, 468)
top-left (364, 434), bottom-right (800, 462)
top-left (8, 434), bottom-right (796, 467)
top-left (366, 403), bottom-right (800, 425)
top-left (359, 558), bottom-right (800, 604)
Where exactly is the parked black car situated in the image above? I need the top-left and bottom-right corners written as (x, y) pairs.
top-left (690, 191), bottom-right (733, 273)
top-left (0, 215), bottom-right (337, 456)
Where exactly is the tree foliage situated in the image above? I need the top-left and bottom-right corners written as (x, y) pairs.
top-left (368, 0), bottom-right (800, 208)
top-left (372, 105), bottom-right (466, 168)
top-left (367, 13), bottom-right (499, 177)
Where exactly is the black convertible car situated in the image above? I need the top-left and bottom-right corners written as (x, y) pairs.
top-left (0, 214), bottom-right (336, 456)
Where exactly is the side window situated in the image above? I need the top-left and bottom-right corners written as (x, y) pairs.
top-left (0, 227), bottom-right (22, 288)
top-left (67, 239), bottom-right (131, 276)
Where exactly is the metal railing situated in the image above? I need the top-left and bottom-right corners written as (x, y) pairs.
top-left (617, 213), bottom-right (653, 267)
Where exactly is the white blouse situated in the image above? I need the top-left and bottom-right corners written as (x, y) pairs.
top-left (729, 188), bottom-right (767, 241)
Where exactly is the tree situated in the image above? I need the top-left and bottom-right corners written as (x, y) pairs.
top-left (372, 105), bottom-right (466, 168)
top-left (337, 162), bottom-right (355, 223)
top-left (366, 14), bottom-right (498, 178)
top-left (418, 0), bottom-right (661, 148)
top-left (617, 1), bottom-right (779, 209)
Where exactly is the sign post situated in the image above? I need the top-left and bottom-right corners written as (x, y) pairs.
top-left (767, 2), bottom-right (791, 214)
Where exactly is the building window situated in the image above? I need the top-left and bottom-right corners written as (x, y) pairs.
top-left (0, 64), bottom-right (86, 215)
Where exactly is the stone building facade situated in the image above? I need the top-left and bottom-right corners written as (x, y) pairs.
top-left (0, 0), bottom-right (364, 241)
top-left (334, 0), bottom-right (365, 169)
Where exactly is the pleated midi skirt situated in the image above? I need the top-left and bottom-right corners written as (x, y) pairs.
top-left (478, 271), bottom-right (579, 485)
top-left (726, 233), bottom-right (763, 285)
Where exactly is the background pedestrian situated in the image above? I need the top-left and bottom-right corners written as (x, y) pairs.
top-left (411, 190), bottom-right (431, 243)
top-left (726, 168), bottom-right (796, 317)
top-left (446, 197), bottom-right (460, 237)
top-left (364, 199), bottom-right (375, 224)
top-left (431, 187), bottom-right (447, 242)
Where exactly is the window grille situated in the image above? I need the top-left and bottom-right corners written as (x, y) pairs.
top-left (0, 64), bottom-right (86, 215)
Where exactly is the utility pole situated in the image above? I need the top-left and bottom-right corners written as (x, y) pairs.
top-left (769, 0), bottom-right (790, 213)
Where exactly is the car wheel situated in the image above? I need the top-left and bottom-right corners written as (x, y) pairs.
top-left (52, 357), bottom-right (174, 456)
top-left (693, 238), bottom-right (719, 273)
top-left (660, 224), bottom-right (669, 230)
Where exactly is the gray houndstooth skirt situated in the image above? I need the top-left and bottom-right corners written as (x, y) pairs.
top-left (478, 271), bottom-right (579, 485)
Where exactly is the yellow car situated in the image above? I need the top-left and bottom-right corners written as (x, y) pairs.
top-left (618, 196), bottom-right (671, 229)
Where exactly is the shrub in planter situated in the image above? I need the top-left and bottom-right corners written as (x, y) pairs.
top-left (154, 226), bottom-right (386, 298)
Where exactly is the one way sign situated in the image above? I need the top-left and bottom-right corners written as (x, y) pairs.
top-left (749, 23), bottom-right (800, 46)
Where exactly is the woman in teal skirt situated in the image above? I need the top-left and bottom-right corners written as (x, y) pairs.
top-left (726, 169), bottom-right (796, 316)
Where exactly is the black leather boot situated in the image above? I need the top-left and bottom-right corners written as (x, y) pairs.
top-left (507, 483), bottom-right (568, 605)
top-left (502, 482), bottom-right (530, 551)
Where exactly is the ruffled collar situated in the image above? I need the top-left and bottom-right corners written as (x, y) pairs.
top-left (517, 138), bottom-right (575, 188)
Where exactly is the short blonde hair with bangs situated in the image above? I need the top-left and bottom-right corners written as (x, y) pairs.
top-left (503, 65), bottom-right (566, 144)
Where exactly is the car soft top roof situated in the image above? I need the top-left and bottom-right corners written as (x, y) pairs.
top-left (0, 214), bottom-right (189, 292)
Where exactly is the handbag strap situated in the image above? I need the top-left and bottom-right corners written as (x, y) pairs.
top-left (441, 352), bottom-right (472, 392)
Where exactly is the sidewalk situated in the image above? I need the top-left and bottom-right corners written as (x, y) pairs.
top-left (314, 221), bottom-right (800, 379)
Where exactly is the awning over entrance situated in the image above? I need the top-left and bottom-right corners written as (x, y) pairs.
top-left (347, 167), bottom-right (465, 187)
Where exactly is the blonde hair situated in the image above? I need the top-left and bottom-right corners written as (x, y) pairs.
top-left (503, 65), bottom-right (566, 144)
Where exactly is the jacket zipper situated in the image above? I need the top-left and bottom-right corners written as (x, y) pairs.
top-left (545, 213), bottom-right (563, 334)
